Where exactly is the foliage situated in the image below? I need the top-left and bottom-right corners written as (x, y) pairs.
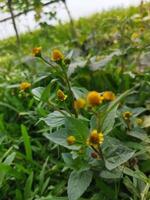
top-left (0, 2), bottom-right (150, 200)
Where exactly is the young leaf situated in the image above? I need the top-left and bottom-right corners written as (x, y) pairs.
top-left (41, 83), bottom-right (51, 102)
top-left (67, 170), bottom-right (93, 200)
top-left (21, 124), bottom-right (32, 161)
top-left (24, 172), bottom-right (34, 200)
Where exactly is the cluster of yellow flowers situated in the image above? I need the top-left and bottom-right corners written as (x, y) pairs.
top-left (56, 90), bottom-right (115, 110)
top-left (74, 90), bottom-right (116, 110)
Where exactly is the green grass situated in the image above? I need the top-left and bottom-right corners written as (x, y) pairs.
top-left (0, 4), bottom-right (148, 69)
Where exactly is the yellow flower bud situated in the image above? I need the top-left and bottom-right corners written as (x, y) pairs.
top-left (87, 91), bottom-right (102, 106)
top-left (74, 98), bottom-right (86, 110)
top-left (32, 47), bottom-right (42, 57)
top-left (51, 49), bottom-right (64, 61)
top-left (67, 135), bottom-right (76, 145)
top-left (103, 91), bottom-right (116, 101)
top-left (123, 111), bottom-right (132, 120)
top-left (57, 89), bottom-right (67, 101)
top-left (20, 82), bottom-right (31, 91)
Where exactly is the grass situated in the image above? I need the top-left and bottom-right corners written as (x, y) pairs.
top-left (0, 4), bottom-right (148, 67)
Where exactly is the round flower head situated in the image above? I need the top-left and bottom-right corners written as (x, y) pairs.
top-left (87, 91), bottom-right (102, 106)
top-left (103, 91), bottom-right (116, 101)
top-left (123, 111), bottom-right (132, 120)
top-left (74, 98), bottom-right (86, 110)
top-left (87, 130), bottom-right (104, 149)
top-left (51, 49), bottom-right (64, 62)
top-left (67, 135), bottom-right (76, 145)
top-left (57, 89), bottom-right (67, 101)
top-left (20, 82), bottom-right (31, 91)
top-left (32, 47), bottom-right (42, 57)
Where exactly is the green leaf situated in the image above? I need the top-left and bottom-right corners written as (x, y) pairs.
top-left (102, 136), bottom-right (135, 170)
top-left (96, 179), bottom-right (117, 200)
top-left (62, 153), bottom-right (74, 168)
top-left (123, 176), bottom-right (140, 198)
top-left (42, 111), bottom-right (68, 128)
top-left (24, 172), bottom-right (34, 200)
top-left (107, 88), bottom-right (134, 113)
top-left (35, 196), bottom-right (68, 200)
top-left (65, 117), bottom-right (89, 142)
top-left (41, 83), bottom-right (51, 102)
top-left (127, 129), bottom-right (150, 143)
top-left (0, 152), bottom-right (16, 187)
top-left (120, 167), bottom-right (150, 183)
top-left (71, 87), bottom-right (88, 99)
top-left (39, 157), bottom-right (49, 194)
top-left (67, 170), bottom-right (93, 200)
top-left (102, 104), bottom-right (118, 135)
top-left (100, 169), bottom-right (122, 179)
top-left (15, 189), bottom-right (23, 200)
top-left (0, 101), bottom-right (19, 113)
top-left (132, 107), bottom-right (146, 117)
top-left (32, 87), bottom-right (44, 101)
top-left (21, 124), bottom-right (32, 161)
top-left (3, 152), bottom-right (16, 165)
top-left (44, 129), bottom-right (80, 150)
top-left (90, 50), bottom-right (121, 70)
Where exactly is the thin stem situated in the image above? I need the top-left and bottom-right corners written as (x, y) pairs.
top-left (91, 145), bottom-right (104, 161)
top-left (61, 65), bottom-right (77, 117)
top-left (40, 56), bottom-right (55, 67)
top-left (48, 100), bottom-right (70, 117)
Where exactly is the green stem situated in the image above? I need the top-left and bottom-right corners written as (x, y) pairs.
top-left (48, 100), bottom-right (69, 117)
top-left (40, 56), bottom-right (54, 67)
top-left (61, 65), bottom-right (77, 117)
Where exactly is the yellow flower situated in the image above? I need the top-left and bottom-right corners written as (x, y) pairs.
top-left (123, 111), bottom-right (132, 120)
top-left (103, 91), bottom-right (116, 101)
top-left (32, 47), bottom-right (42, 57)
top-left (87, 91), bottom-right (102, 106)
top-left (51, 49), bottom-right (64, 61)
top-left (57, 89), bottom-right (67, 101)
top-left (136, 118), bottom-right (143, 126)
top-left (67, 135), bottom-right (76, 145)
top-left (20, 82), bottom-right (31, 91)
top-left (86, 130), bottom-right (104, 149)
top-left (74, 98), bottom-right (86, 110)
